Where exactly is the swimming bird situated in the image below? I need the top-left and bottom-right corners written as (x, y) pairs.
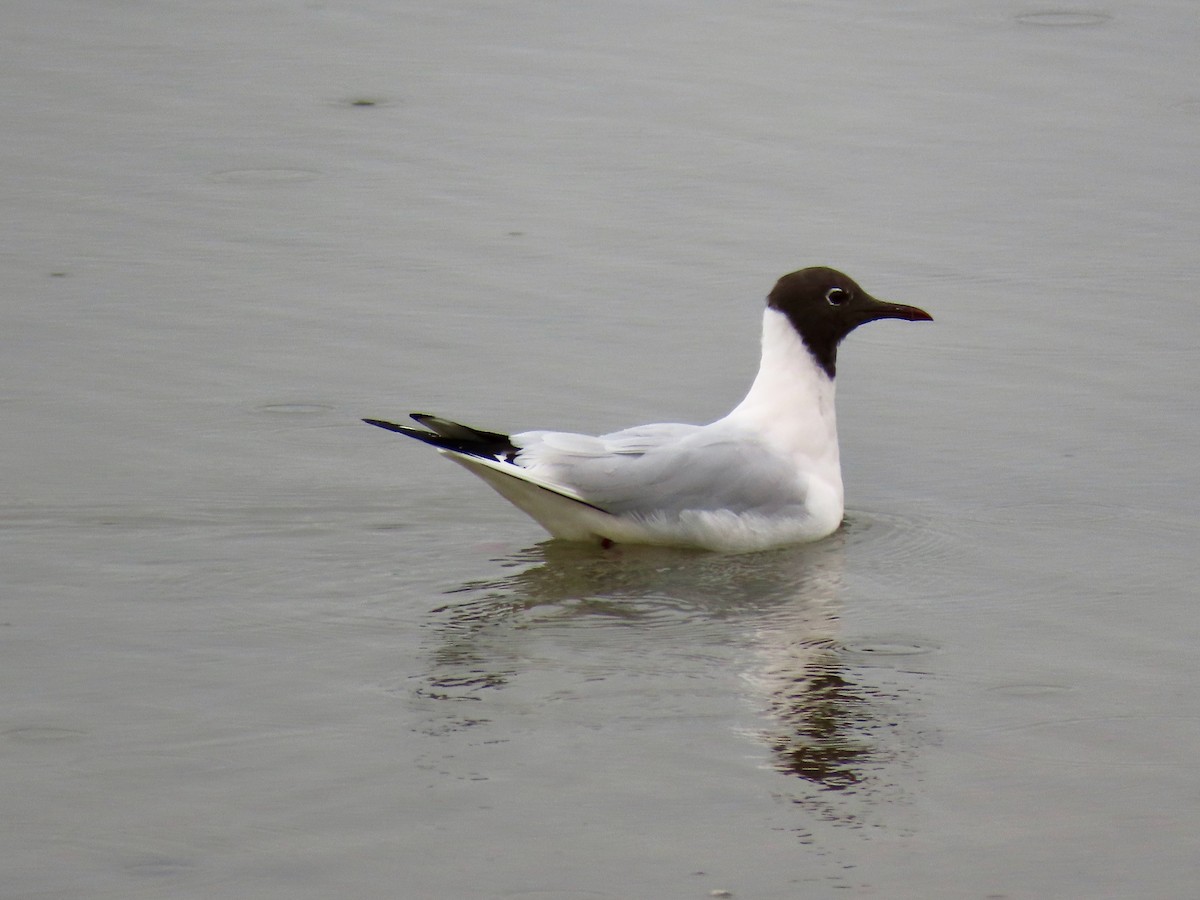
top-left (364, 267), bottom-right (931, 552)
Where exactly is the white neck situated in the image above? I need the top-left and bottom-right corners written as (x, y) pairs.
top-left (720, 308), bottom-right (843, 499)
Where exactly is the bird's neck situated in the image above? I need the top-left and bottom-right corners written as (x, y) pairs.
top-left (724, 308), bottom-right (842, 482)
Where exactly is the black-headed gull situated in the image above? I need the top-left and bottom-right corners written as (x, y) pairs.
top-left (365, 267), bottom-right (931, 552)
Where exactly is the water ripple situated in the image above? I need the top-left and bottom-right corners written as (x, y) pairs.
top-left (974, 715), bottom-right (1200, 768)
top-left (1015, 10), bottom-right (1113, 27)
top-left (842, 507), bottom-right (973, 600)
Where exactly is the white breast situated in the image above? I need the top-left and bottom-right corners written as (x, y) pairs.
top-left (718, 308), bottom-right (844, 520)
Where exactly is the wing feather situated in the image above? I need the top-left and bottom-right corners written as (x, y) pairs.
top-left (514, 421), bottom-right (807, 517)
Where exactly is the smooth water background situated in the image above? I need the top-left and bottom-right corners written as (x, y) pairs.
top-left (3, 2), bottom-right (1199, 897)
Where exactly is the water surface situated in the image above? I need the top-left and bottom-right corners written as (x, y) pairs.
top-left (3, 1), bottom-right (1199, 897)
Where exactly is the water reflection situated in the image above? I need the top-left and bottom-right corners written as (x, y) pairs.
top-left (419, 533), bottom-right (920, 810)
top-left (750, 637), bottom-right (918, 828)
top-left (759, 657), bottom-right (872, 790)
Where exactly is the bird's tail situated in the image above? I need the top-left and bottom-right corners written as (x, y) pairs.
top-left (362, 414), bottom-right (519, 462)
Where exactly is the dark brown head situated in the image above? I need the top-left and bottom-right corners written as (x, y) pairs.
top-left (767, 267), bottom-right (932, 378)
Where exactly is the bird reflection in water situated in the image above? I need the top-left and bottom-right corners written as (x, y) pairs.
top-left (419, 530), bottom-right (917, 815)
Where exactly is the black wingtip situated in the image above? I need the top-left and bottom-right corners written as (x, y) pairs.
top-left (363, 413), bottom-right (520, 461)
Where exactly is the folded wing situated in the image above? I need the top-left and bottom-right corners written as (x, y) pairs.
top-left (364, 414), bottom-right (809, 528)
top-left (513, 421), bottom-right (808, 517)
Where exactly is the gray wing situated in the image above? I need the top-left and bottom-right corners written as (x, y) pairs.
top-left (511, 422), bottom-right (807, 517)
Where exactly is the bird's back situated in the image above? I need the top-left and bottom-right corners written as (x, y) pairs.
top-left (512, 419), bottom-right (810, 518)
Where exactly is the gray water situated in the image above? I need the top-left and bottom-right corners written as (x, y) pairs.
top-left (4, 1), bottom-right (1199, 897)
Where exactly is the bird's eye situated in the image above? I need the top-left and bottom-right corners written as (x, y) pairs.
top-left (825, 287), bottom-right (850, 306)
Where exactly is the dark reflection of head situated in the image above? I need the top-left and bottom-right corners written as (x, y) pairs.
top-left (766, 656), bottom-right (870, 789)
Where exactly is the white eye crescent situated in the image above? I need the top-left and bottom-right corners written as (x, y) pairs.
top-left (825, 287), bottom-right (850, 306)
